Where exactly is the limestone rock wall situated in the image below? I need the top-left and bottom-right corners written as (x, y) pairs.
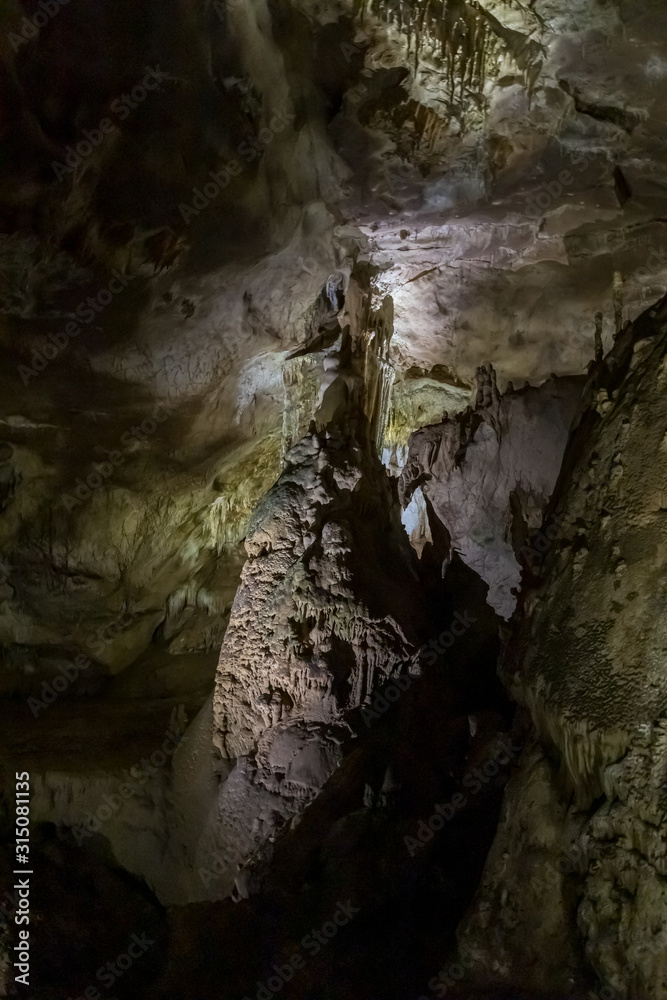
top-left (457, 294), bottom-right (667, 999)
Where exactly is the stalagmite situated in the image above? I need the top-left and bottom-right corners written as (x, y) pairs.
top-left (202, 273), bottom-right (423, 893)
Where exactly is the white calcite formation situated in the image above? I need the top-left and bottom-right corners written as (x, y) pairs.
top-left (399, 365), bottom-right (583, 617)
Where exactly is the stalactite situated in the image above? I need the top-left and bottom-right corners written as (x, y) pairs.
top-left (281, 357), bottom-right (318, 461)
top-left (375, 358), bottom-right (397, 452)
top-left (355, 0), bottom-right (543, 102)
top-left (206, 489), bottom-right (254, 551)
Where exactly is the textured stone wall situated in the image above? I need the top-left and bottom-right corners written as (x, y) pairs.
top-left (458, 294), bottom-right (667, 999)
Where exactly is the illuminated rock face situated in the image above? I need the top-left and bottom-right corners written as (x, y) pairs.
top-left (458, 296), bottom-right (667, 1000)
top-left (201, 282), bottom-right (425, 894)
top-left (400, 366), bottom-right (583, 618)
top-left (204, 422), bottom-right (421, 892)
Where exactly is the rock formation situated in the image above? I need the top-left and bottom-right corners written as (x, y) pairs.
top-left (1, 0), bottom-right (667, 997)
top-left (399, 364), bottom-right (584, 617)
top-left (201, 274), bottom-right (428, 897)
top-left (458, 294), bottom-right (667, 999)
